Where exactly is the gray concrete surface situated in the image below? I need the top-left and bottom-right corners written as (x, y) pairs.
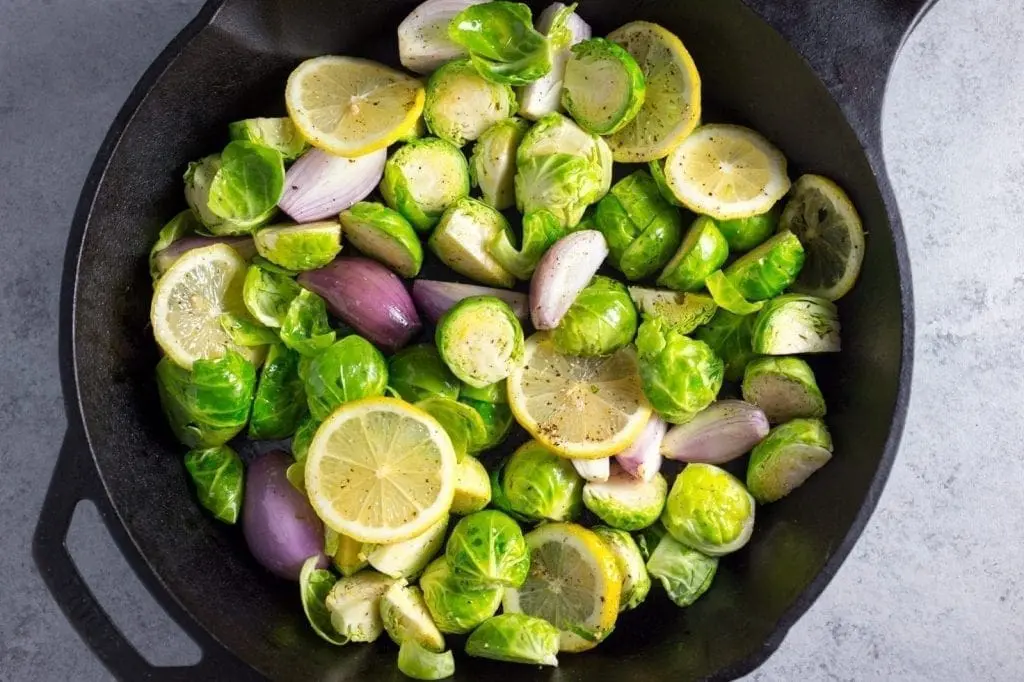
top-left (0, 0), bottom-right (1021, 680)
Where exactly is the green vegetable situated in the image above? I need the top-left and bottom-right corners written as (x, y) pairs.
top-left (398, 640), bottom-right (456, 681)
top-left (500, 440), bottom-right (583, 522)
top-left (291, 414), bottom-right (318, 464)
top-left (662, 463), bottom-right (755, 556)
top-left (424, 59), bottom-right (518, 146)
top-left (325, 571), bottom-right (397, 643)
top-left (302, 335), bottom-right (388, 421)
top-left (420, 557), bottom-right (503, 634)
top-left (750, 294), bottom-right (841, 355)
top-left (648, 157), bottom-right (685, 207)
top-left (717, 207), bottom-right (779, 252)
top-left (149, 210), bottom-right (200, 280)
top-left (562, 38), bottom-right (646, 135)
top-left (445, 510), bottom-right (530, 589)
top-left (218, 313), bottom-right (278, 347)
top-left (249, 344), bottom-right (307, 440)
top-left (470, 117), bottom-right (530, 210)
top-left (183, 445), bottom-right (244, 524)
top-left (184, 141), bottom-right (285, 235)
top-left (742, 356), bottom-right (826, 423)
top-left (705, 270), bottom-right (765, 316)
top-left (381, 138), bottom-right (471, 232)
top-left (634, 522), bottom-right (667, 562)
top-left (451, 456), bottom-right (493, 515)
top-left (627, 286), bottom-right (717, 335)
top-left (552, 276), bottom-right (638, 357)
top-left (582, 469), bottom-right (667, 531)
top-left (448, 2), bottom-right (559, 86)
top-left (279, 289), bottom-right (336, 357)
top-left (429, 198), bottom-right (516, 288)
top-left (592, 526), bottom-right (651, 611)
top-left (458, 397), bottom-right (513, 451)
top-left (156, 351), bottom-right (255, 448)
top-left (332, 533), bottom-right (371, 578)
top-left (594, 170), bottom-right (684, 280)
top-left (388, 345), bottom-right (461, 404)
top-left (747, 418), bottom-right (833, 503)
top-left (368, 517), bottom-right (448, 580)
top-left (488, 210), bottom-right (566, 280)
top-left (645, 532), bottom-right (718, 607)
top-left (657, 216), bottom-right (729, 292)
top-left (416, 397), bottom-right (488, 459)
top-left (299, 556), bottom-right (346, 645)
top-left (242, 261), bottom-right (301, 327)
top-left (464, 613), bottom-right (559, 666)
top-left (228, 117), bottom-right (309, 162)
top-left (515, 112), bottom-right (613, 229)
top-left (253, 221), bottom-right (342, 272)
top-left (636, 317), bottom-right (723, 424)
top-left (694, 309), bottom-right (758, 382)
top-left (724, 230), bottom-right (805, 301)
top-left (435, 296), bottom-right (525, 388)
top-left (339, 202), bottom-right (423, 278)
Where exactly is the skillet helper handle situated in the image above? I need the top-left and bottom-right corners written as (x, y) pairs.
top-left (745, 0), bottom-right (935, 161)
top-left (33, 429), bottom-right (253, 682)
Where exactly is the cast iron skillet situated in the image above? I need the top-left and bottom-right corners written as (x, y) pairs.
top-left (34, 0), bottom-right (930, 679)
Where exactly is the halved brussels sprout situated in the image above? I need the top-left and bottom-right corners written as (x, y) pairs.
top-left (382, 138), bottom-right (471, 232)
top-left (368, 516), bottom-right (448, 579)
top-left (705, 270), bottom-right (765, 316)
top-left (280, 289), bottom-right (336, 357)
top-left (445, 510), bottom-right (530, 589)
top-left (451, 455), bottom-right (492, 515)
top-left (742, 356), bottom-right (826, 423)
top-left (464, 613), bottom-right (559, 666)
top-left (551, 276), bottom-right (638, 357)
top-left (389, 345), bottom-right (461, 404)
top-left (458, 397), bottom-right (514, 452)
top-left (299, 556), bottom-right (346, 645)
top-left (724, 230), bottom-right (805, 301)
top-left (645, 531), bottom-right (718, 607)
top-left (254, 221), bottom-right (342, 272)
top-left (339, 202), bottom-right (423, 278)
top-left (515, 112), bottom-right (613, 228)
top-left (325, 570), bottom-right (397, 643)
top-left (592, 526), bottom-right (651, 611)
top-left (249, 344), bottom-right (307, 440)
top-left (436, 296), bottom-right (525, 388)
top-left (380, 581), bottom-right (446, 652)
top-left (636, 317), bottom-right (724, 424)
top-left (448, 2), bottom-right (557, 86)
top-left (657, 216), bottom-right (730, 292)
top-left (302, 335), bottom-right (388, 421)
top-left (184, 141), bottom-right (285, 235)
top-left (582, 466), bottom-right (667, 531)
top-left (424, 59), bottom-right (517, 146)
top-left (717, 207), bottom-right (779, 252)
top-left (501, 440), bottom-right (583, 522)
top-left (628, 286), bottom-right (717, 335)
top-left (243, 262), bottom-right (301, 328)
top-left (693, 309), bottom-right (759, 382)
top-left (429, 198), bottom-right (516, 288)
top-left (488, 210), bottom-right (566, 280)
top-left (470, 117), bottom-right (530, 210)
top-left (562, 37), bottom-right (646, 135)
top-left (218, 313), bottom-right (278, 348)
top-left (398, 640), bottom-right (455, 681)
top-left (290, 414), bottom-right (318, 465)
top-left (594, 170), bottom-right (684, 280)
top-left (416, 397), bottom-right (488, 459)
top-left (647, 157), bottom-right (685, 207)
top-left (634, 522), bottom-right (666, 562)
top-left (751, 294), bottom-right (841, 355)
top-left (184, 445), bottom-right (244, 524)
top-left (747, 418), bottom-right (833, 503)
top-left (519, 2), bottom-right (592, 120)
top-left (662, 463), bottom-right (755, 556)
top-left (228, 117), bottom-right (310, 162)
top-left (156, 351), bottom-right (256, 449)
top-left (420, 557), bottom-right (503, 634)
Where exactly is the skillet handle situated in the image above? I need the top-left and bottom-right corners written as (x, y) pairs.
top-left (744, 0), bottom-right (936, 161)
top-left (33, 429), bottom-right (260, 682)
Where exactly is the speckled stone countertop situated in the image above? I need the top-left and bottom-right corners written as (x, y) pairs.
top-left (0, 0), bottom-right (1021, 680)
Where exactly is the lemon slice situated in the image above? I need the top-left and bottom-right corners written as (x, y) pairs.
top-left (664, 123), bottom-right (791, 220)
top-left (503, 523), bottom-right (621, 652)
top-left (150, 244), bottom-right (263, 369)
top-left (507, 333), bottom-right (651, 459)
top-left (781, 174), bottom-right (865, 301)
top-left (286, 56), bottom-right (425, 157)
top-left (604, 22), bottom-right (701, 163)
top-left (305, 398), bottom-right (457, 544)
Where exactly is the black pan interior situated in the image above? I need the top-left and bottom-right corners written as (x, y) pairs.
top-left (68, 0), bottom-right (906, 679)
